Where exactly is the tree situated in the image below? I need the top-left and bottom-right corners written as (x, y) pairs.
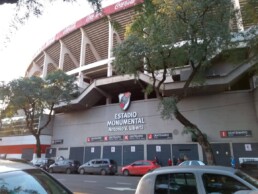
top-left (243, 0), bottom-right (258, 24)
top-left (0, 0), bottom-right (101, 24)
top-left (0, 70), bottom-right (78, 158)
top-left (242, 0), bottom-right (258, 48)
top-left (113, 0), bottom-right (236, 165)
top-left (1, 0), bottom-right (102, 48)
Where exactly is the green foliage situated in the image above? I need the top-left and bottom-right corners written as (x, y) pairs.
top-left (0, 70), bottom-right (78, 129)
top-left (242, 0), bottom-right (258, 24)
top-left (159, 97), bottom-right (178, 120)
top-left (113, 0), bottom-right (234, 92)
top-left (113, 0), bottom-right (236, 164)
top-left (87, 0), bottom-right (102, 12)
top-left (44, 69), bottom-right (78, 105)
top-left (110, 20), bottom-right (122, 32)
top-left (0, 70), bottom-right (78, 157)
top-left (144, 84), bottom-right (154, 95)
top-left (113, 35), bottom-right (147, 76)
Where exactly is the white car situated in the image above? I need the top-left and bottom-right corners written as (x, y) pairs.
top-left (178, 160), bottom-right (205, 166)
top-left (135, 165), bottom-right (258, 194)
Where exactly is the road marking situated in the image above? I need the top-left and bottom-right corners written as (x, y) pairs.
top-left (106, 187), bottom-right (135, 191)
top-left (84, 180), bottom-right (97, 183)
top-left (116, 182), bottom-right (132, 185)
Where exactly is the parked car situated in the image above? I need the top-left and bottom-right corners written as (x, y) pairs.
top-left (178, 160), bottom-right (205, 166)
top-left (31, 158), bottom-right (55, 171)
top-left (121, 160), bottom-right (160, 176)
top-left (39, 158), bottom-right (55, 171)
top-left (0, 159), bottom-right (73, 194)
top-left (78, 158), bottom-right (117, 175)
top-left (135, 165), bottom-right (258, 194)
top-left (48, 159), bottom-right (80, 174)
top-left (239, 160), bottom-right (258, 179)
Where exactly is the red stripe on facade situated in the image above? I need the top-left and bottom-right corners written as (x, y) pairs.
top-left (0, 144), bottom-right (51, 154)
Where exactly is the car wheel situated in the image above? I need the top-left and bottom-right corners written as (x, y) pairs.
top-left (48, 168), bottom-right (53, 173)
top-left (66, 168), bottom-right (71, 174)
top-left (100, 169), bottom-right (106, 175)
top-left (79, 169), bottom-right (85, 175)
top-left (123, 170), bottom-right (130, 176)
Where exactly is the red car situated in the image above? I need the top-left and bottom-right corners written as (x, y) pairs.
top-left (121, 160), bottom-right (160, 176)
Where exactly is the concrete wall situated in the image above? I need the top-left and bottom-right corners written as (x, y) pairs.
top-left (179, 90), bottom-right (258, 143)
top-left (51, 90), bottom-right (258, 149)
top-left (253, 87), bottom-right (258, 120)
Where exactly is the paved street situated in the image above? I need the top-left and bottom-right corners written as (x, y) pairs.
top-left (51, 173), bottom-right (141, 194)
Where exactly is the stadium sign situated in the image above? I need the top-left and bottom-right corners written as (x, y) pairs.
top-left (107, 111), bottom-right (145, 132)
top-left (119, 92), bottom-right (131, 111)
top-left (220, 130), bottom-right (252, 138)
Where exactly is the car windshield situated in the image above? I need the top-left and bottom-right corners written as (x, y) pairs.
top-left (235, 170), bottom-right (258, 188)
top-left (0, 169), bottom-right (72, 194)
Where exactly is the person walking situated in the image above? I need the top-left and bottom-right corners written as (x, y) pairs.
top-left (172, 156), bottom-right (177, 165)
top-left (154, 156), bottom-right (160, 165)
top-left (231, 156), bottom-right (236, 168)
top-left (177, 157), bottom-right (182, 165)
top-left (168, 158), bottom-right (172, 166)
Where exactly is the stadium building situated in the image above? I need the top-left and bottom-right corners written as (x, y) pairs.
top-left (1, 0), bottom-right (258, 167)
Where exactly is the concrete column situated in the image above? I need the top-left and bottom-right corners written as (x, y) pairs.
top-left (232, 0), bottom-right (244, 31)
top-left (77, 29), bottom-right (88, 88)
top-left (106, 97), bottom-right (112, 104)
top-left (107, 18), bottom-right (113, 77)
top-left (42, 52), bottom-right (59, 78)
top-left (80, 28), bottom-right (87, 67)
top-left (59, 41), bottom-right (65, 70)
top-left (253, 86), bottom-right (258, 120)
top-left (144, 92), bottom-right (148, 100)
top-left (42, 52), bottom-right (49, 78)
top-left (77, 73), bottom-right (86, 89)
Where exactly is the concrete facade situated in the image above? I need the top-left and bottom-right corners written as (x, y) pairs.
top-left (48, 90), bottom-right (258, 166)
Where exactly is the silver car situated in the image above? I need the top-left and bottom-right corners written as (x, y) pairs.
top-left (135, 165), bottom-right (258, 194)
top-left (48, 159), bottom-right (80, 174)
top-left (178, 160), bottom-right (205, 166)
top-left (78, 158), bottom-right (117, 175)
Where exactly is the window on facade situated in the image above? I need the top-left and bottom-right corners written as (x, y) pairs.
top-left (155, 173), bottom-right (197, 194)
top-left (202, 173), bottom-right (250, 194)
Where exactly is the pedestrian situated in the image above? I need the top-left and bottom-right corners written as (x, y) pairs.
top-left (168, 158), bottom-right (172, 166)
top-left (172, 156), bottom-right (177, 165)
top-left (177, 157), bottom-right (182, 165)
top-left (231, 156), bottom-right (236, 168)
top-left (154, 156), bottom-right (159, 165)
top-left (183, 154), bottom-right (189, 161)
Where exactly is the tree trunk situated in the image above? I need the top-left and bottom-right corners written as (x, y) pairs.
top-left (174, 107), bottom-right (215, 165)
top-left (35, 134), bottom-right (42, 158)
